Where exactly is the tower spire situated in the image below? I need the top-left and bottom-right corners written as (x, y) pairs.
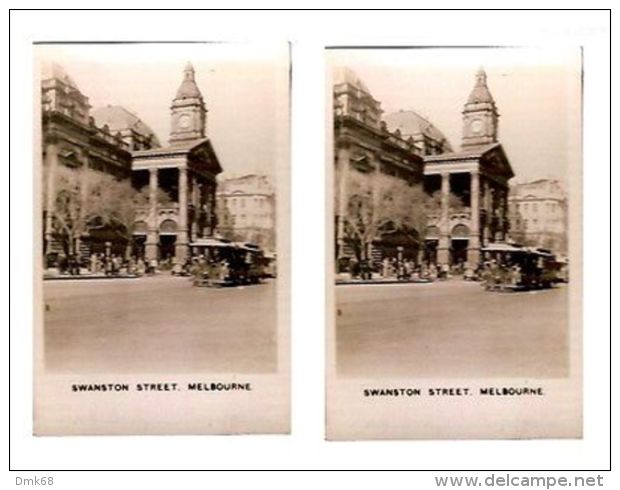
top-left (461, 67), bottom-right (499, 149)
top-left (467, 66), bottom-right (494, 105)
top-left (174, 61), bottom-right (203, 101)
top-left (184, 62), bottom-right (195, 80)
top-left (170, 62), bottom-right (207, 145)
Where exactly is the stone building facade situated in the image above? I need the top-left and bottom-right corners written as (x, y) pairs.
top-left (132, 63), bottom-right (222, 261)
top-left (333, 67), bottom-right (427, 267)
top-left (41, 63), bottom-right (141, 259)
top-left (508, 179), bottom-right (568, 254)
top-left (41, 61), bottom-right (222, 263)
top-left (216, 174), bottom-right (276, 252)
top-left (332, 66), bottom-right (514, 269)
top-left (423, 68), bottom-right (514, 266)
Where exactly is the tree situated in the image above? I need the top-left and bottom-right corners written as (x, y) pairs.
top-left (51, 165), bottom-right (117, 255)
top-left (49, 164), bottom-right (175, 258)
top-left (343, 172), bottom-right (428, 261)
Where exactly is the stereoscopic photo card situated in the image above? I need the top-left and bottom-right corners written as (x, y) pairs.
top-left (33, 42), bottom-right (290, 435)
top-left (326, 47), bottom-right (582, 440)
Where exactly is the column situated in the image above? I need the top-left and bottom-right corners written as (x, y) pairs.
top-left (336, 146), bottom-right (350, 263)
top-left (190, 175), bottom-right (198, 241)
top-left (502, 189), bottom-right (509, 241)
top-left (437, 172), bottom-right (451, 265)
top-left (209, 186), bottom-right (217, 236)
top-left (44, 141), bottom-right (58, 258)
top-left (175, 167), bottom-right (189, 261)
top-left (496, 187), bottom-right (504, 241)
top-left (467, 170), bottom-right (481, 265)
top-left (482, 178), bottom-right (491, 246)
top-left (145, 168), bottom-right (159, 261)
top-left (200, 180), bottom-right (209, 237)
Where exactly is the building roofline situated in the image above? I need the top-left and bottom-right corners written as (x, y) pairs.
top-left (423, 142), bottom-right (501, 162)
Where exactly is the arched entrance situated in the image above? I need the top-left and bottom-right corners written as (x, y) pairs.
top-left (132, 220), bottom-right (147, 258)
top-left (159, 219), bottom-right (178, 260)
top-left (423, 225), bottom-right (439, 265)
top-left (450, 223), bottom-right (470, 265)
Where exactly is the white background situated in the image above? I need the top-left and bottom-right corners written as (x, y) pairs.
top-left (7, 6), bottom-right (614, 486)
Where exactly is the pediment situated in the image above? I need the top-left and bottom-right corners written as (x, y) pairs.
top-left (480, 144), bottom-right (514, 180)
top-left (188, 139), bottom-right (223, 176)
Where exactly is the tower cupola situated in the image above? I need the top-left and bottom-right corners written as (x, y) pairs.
top-left (461, 67), bottom-right (499, 149)
top-left (170, 62), bottom-right (207, 145)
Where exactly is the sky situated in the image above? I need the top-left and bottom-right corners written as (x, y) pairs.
top-left (328, 47), bottom-right (582, 185)
top-left (36, 43), bottom-right (290, 179)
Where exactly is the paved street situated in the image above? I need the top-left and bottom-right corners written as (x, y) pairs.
top-left (44, 276), bottom-right (277, 373)
top-left (336, 280), bottom-right (569, 378)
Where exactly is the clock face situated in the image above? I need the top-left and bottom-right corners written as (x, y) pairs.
top-left (178, 114), bottom-right (191, 130)
top-left (471, 119), bottom-right (483, 134)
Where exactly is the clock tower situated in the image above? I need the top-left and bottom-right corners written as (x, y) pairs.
top-left (461, 67), bottom-right (499, 149)
top-left (170, 62), bottom-right (206, 145)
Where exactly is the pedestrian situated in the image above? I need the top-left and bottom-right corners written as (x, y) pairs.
top-left (68, 254), bottom-right (78, 275)
top-left (127, 256), bottom-right (136, 275)
top-left (136, 257), bottom-right (145, 276)
top-left (219, 259), bottom-right (230, 282)
top-left (382, 257), bottom-right (390, 278)
top-left (193, 255), bottom-right (206, 286)
top-left (429, 262), bottom-right (437, 280)
top-left (89, 254), bottom-right (97, 274)
top-left (441, 262), bottom-right (450, 280)
top-left (361, 259), bottom-right (372, 281)
top-left (404, 259), bottom-right (413, 280)
top-left (348, 257), bottom-right (358, 279)
top-left (148, 258), bottom-right (158, 275)
top-left (464, 262), bottom-right (475, 281)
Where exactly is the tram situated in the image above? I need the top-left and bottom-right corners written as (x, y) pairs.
top-left (479, 242), bottom-right (562, 291)
top-left (188, 238), bottom-right (268, 287)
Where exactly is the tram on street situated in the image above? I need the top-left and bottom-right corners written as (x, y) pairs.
top-left (188, 238), bottom-right (269, 287)
top-left (479, 242), bottom-right (563, 292)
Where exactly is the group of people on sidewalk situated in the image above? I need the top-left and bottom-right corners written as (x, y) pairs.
top-left (344, 256), bottom-right (477, 282)
top-left (49, 253), bottom-right (158, 277)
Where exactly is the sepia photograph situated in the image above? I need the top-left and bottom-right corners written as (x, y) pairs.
top-left (34, 42), bottom-right (290, 435)
top-left (326, 47), bottom-right (582, 440)
top-left (10, 9), bottom-right (610, 474)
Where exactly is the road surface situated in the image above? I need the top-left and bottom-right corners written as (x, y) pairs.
top-left (44, 275), bottom-right (278, 373)
top-left (336, 280), bottom-right (569, 378)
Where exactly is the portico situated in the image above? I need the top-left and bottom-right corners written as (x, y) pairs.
top-left (421, 67), bottom-right (514, 267)
top-left (424, 142), bottom-right (513, 266)
top-left (129, 62), bottom-right (222, 262)
top-left (132, 138), bottom-right (221, 261)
